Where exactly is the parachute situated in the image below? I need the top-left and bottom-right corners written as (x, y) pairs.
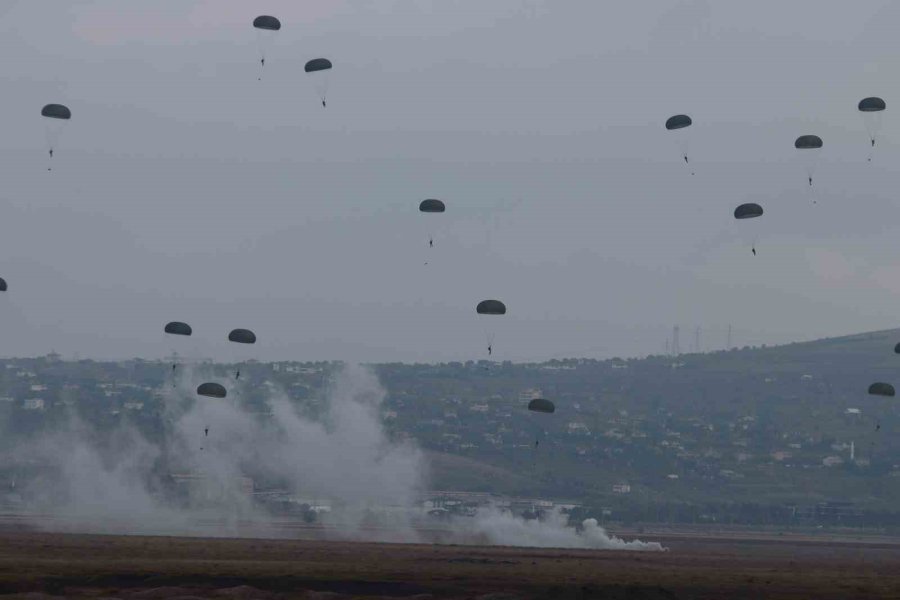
top-left (228, 328), bottom-right (256, 380)
top-left (0, 278), bottom-right (7, 292)
top-left (665, 114), bottom-right (693, 173)
top-left (41, 104), bottom-right (71, 169)
top-left (894, 342), bottom-right (900, 354)
top-left (164, 321), bottom-right (192, 374)
top-left (419, 199), bottom-right (445, 213)
top-left (794, 135), bottom-right (823, 149)
top-left (228, 328), bottom-right (257, 344)
top-left (419, 199), bottom-right (445, 252)
top-left (733, 203), bottom-right (764, 255)
top-left (858, 97), bottom-right (886, 159)
top-left (868, 382), bottom-right (895, 397)
top-left (665, 114), bottom-right (692, 130)
top-left (476, 300), bottom-right (506, 315)
top-left (527, 397), bottom-right (554, 467)
top-left (164, 321), bottom-right (192, 336)
top-left (528, 398), bottom-right (555, 414)
top-left (305, 59), bottom-right (333, 107)
top-left (476, 300), bottom-right (506, 357)
top-left (734, 203), bottom-right (763, 219)
top-left (305, 58), bottom-right (332, 73)
top-left (794, 135), bottom-right (823, 186)
top-left (197, 382), bottom-right (227, 398)
top-left (41, 104), bottom-right (71, 120)
top-left (253, 15), bottom-right (281, 31)
top-left (253, 16), bottom-right (281, 77)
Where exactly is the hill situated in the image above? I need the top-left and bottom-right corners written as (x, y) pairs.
top-left (0, 328), bottom-right (899, 526)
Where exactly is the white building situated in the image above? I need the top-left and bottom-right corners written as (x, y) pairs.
top-left (23, 398), bottom-right (45, 411)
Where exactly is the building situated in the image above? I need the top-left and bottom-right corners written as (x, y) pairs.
top-left (23, 398), bottom-right (45, 411)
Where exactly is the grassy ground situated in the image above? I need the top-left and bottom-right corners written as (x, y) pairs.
top-left (0, 529), bottom-right (897, 598)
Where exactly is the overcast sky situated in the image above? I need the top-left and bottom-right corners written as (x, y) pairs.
top-left (1, 0), bottom-right (900, 362)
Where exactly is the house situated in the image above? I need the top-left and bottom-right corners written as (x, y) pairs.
top-left (23, 398), bottom-right (45, 411)
top-left (612, 483), bottom-right (631, 494)
top-left (567, 422), bottom-right (590, 435)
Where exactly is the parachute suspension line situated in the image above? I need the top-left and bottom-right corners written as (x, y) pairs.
top-left (532, 421), bottom-right (542, 473)
top-left (485, 330), bottom-right (495, 356)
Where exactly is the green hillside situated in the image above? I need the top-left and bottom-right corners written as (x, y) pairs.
top-left (376, 328), bottom-right (900, 516)
top-left (1, 328), bottom-right (900, 527)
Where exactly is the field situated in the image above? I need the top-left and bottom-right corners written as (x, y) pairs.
top-left (0, 527), bottom-right (898, 599)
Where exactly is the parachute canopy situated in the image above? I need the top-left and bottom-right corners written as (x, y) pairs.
top-left (228, 328), bottom-right (257, 344)
top-left (894, 342), bottom-right (900, 354)
top-left (164, 321), bottom-right (192, 336)
top-left (253, 15), bottom-right (281, 31)
top-left (795, 135), bottom-right (823, 149)
top-left (665, 115), bottom-right (692, 130)
top-left (859, 97), bottom-right (886, 112)
top-left (868, 382), bottom-right (895, 397)
top-left (41, 104), bottom-right (71, 120)
top-left (734, 203), bottom-right (763, 220)
top-left (419, 199), bottom-right (445, 213)
top-left (0, 278), bottom-right (7, 292)
top-left (476, 300), bottom-right (506, 315)
top-left (197, 382), bottom-right (227, 398)
top-left (305, 58), bottom-right (332, 73)
top-left (528, 398), bottom-right (555, 414)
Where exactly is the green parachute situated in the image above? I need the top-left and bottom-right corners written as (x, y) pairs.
top-left (228, 328), bottom-right (256, 380)
top-left (228, 328), bottom-right (256, 344)
top-left (665, 114), bottom-right (693, 173)
top-left (794, 135), bottom-right (823, 186)
top-left (734, 203), bottom-right (764, 255)
top-left (476, 300), bottom-right (506, 358)
top-left (419, 199), bottom-right (445, 252)
top-left (419, 199), bottom-right (445, 213)
top-left (164, 322), bottom-right (192, 336)
top-left (858, 97), bottom-right (886, 158)
top-left (41, 104), bottom-right (71, 169)
top-left (253, 16), bottom-right (281, 78)
top-left (528, 398), bottom-right (555, 414)
top-left (197, 382), bottom-right (227, 398)
top-left (868, 382), bottom-right (895, 397)
top-left (305, 58), bottom-right (333, 107)
top-left (164, 321), bottom-right (192, 373)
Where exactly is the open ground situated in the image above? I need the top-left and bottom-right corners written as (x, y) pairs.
top-left (0, 527), bottom-right (898, 599)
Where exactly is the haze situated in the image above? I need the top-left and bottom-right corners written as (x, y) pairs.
top-left (1, 0), bottom-right (899, 362)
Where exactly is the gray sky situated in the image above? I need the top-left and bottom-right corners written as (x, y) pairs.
top-left (1, 0), bottom-right (900, 362)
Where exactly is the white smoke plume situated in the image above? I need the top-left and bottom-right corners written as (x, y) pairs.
top-left (3, 363), bottom-right (662, 551)
top-left (448, 508), bottom-right (665, 551)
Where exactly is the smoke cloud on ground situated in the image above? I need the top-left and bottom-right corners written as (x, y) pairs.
top-left (4, 363), bottom-right (662, 551)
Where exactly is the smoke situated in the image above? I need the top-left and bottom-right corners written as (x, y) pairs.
top-left (448, 508), bottom-right (665, 551)
top-left (3, 363), bottom-right (662, 551)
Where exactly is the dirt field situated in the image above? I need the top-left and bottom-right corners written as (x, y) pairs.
top-left (0, 529), bottom-right (898, 599)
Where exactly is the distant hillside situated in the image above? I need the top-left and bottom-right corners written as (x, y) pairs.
top-left (376, 327), bottom-right (900, 516)
top-left (1, 328), bottom-right (900, 527)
